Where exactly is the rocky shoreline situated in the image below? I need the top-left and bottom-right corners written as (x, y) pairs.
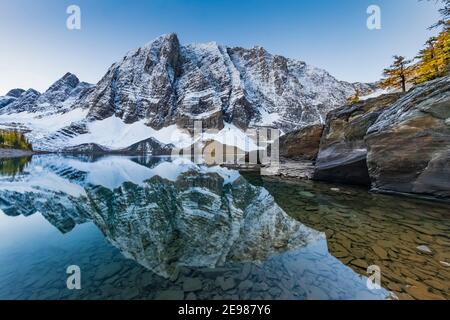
top-left (276, 76), bottom-right (450, 202)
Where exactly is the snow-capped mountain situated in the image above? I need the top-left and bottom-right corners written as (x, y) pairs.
top-left (0, 89), bottom-right (25, 109)
top-left (0, 72), bottom-right (93, 115)
top-left (0, 33), bottom-right (374, 151)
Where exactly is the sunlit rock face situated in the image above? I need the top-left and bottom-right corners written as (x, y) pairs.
top-left (366, 76), bottom-right (450, 199)
top-left (313, 93), bottom-right (402, 186)
top-left (0, 155), bottom-right (323, 278)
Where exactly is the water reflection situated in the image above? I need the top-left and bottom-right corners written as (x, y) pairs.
top-left (0, 155), bottom-right (404, 300)
top-left (0, 156), bottom-right (31, 177)
top-left (244, 173), bottom-right (450, 300)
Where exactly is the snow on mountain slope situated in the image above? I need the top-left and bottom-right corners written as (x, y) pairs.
top-left (68, 116), bottom-right (193, 149)
top-left (360, 88), bottom-right (393, 101)
top-left (0, 108), bottom-right (89, 150)
top-left (0, 33), bottom-right (376, 152)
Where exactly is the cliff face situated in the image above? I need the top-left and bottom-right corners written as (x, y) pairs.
top-left (278, 76), bottom-right (450, 200)
top-left (0, 33), bottom-right (371, 152)
top-left (313, 93), bottom-right (403, 186)
top-left (279, 124), bottom-right (324, 161)
top-left (366, 76), bottom-right (450, 199)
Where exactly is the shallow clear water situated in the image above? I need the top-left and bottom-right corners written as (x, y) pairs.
top-left (0, 155), bottom-right (448, 300)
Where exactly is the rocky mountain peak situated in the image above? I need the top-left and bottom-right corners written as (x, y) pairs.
top-left (84, 34), bottom-right (369, 132)
top-left (0, 34), bottom-right (379, 151)
top-left (0, 88), bottom-right (40, 113)
top-left (0, 72), bottom-right (93, 115)
top-left (46, 72), bottom-right (80, 94)
top-left (5, 88), bottom-right (25, 98)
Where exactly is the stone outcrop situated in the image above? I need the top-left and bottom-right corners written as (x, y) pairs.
top-left (279, 124), bottom-right (324, 161)
top-left (313, 93), bottom-right (402, 186)
top-left (366, 76), bottom-right (450, 199)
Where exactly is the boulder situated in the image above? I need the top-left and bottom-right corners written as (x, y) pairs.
top-left (279, 124), bottom-right (324, 161)
top-left (313, 93), bottom-right (402, 186)
top-left (366, 76), bottom-right (450, 199)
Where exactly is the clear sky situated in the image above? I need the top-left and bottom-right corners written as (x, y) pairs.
top-left (0, 0), bottom-right (441, 95)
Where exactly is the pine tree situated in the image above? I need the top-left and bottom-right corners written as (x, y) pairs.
top-left (380, 56), bottom-right (414, 92)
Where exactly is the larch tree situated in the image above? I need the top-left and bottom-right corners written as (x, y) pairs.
top-left (413, 30), bottom-right (450, 83)
top-left (413, 0), bottom-right (450, 83)
top-left (380, 56), bottom-right (414, 92)
top-left (347, 89), bottom-right (361, 105)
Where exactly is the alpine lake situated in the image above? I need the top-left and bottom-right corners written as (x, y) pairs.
top-left (0, 154), bottom-right (448, 300)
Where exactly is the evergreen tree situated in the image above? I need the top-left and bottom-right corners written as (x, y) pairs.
top-left (380, 56), bottom-right (414, 92)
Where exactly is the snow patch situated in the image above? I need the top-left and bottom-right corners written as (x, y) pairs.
top-left (257, 109), bottom-right (281, 126)
top-left (360, 89), bottom-right (392, 101)
top-left (0, 108), bottom-right (88, 133)
top-left (68, 116), bottom-right (193, 149)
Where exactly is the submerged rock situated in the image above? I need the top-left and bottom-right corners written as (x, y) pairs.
top-left (416, 245), bottom-right (433, 255)
top-left (366, 76), bottom-right (450, 199)
top-left (183, 278), bottom-right (203, 292)
top-left (313, 93), bottom-right (402, 186)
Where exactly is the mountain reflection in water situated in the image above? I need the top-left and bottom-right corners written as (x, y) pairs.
top-left (0, 155), bottom-right (395, 300)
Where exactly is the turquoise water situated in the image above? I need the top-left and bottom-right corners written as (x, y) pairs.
top-left (0, 155), bottom-right (448, 300)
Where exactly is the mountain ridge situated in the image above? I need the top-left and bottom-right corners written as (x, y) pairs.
top-left (0, 33), bottom-right (377, 151)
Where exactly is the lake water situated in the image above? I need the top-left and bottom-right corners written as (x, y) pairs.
top-left (0, 155), bottom-right (448, 300)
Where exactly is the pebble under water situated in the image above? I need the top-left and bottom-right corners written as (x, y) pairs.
top-left (0, 155), bottom-right (448, 300)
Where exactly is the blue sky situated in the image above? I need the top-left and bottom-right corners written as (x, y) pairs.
top-left (0, 0), bottom-right (441, 95)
